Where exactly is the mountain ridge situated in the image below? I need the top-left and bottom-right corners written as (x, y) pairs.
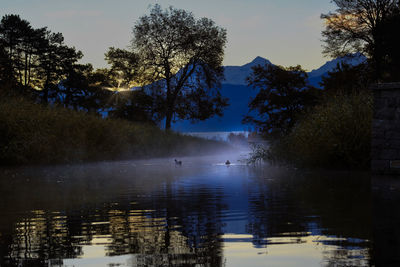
top-left (223, 57), bottom-right (272, 85)
top-left (223, 53), bottom-right (367, 87)
top-left (172, 54), bottom-right (367, 132)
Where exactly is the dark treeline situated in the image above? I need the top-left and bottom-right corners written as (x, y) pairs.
top-left (0, 5), bottom-right (228, 128)
top-left (321, 0), bottom-right (400, 82)
top-left (0, 14), bottom-right (119, 118)
top-left (245, 0), bottom-right (400, 169)
top-left (0, 6), bottom-right (231, 165)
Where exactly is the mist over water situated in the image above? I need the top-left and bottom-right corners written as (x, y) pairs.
top-left (0, 152), bottom-right (398, 266)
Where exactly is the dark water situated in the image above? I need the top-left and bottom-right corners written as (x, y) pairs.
top-left (0, 154), bottom-right (399, 266)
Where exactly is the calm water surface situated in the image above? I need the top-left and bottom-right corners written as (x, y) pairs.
top-left (0, 153), bottom-right (399, 266)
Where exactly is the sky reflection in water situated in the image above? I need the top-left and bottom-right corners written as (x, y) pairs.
top-left (0, 154), bottom-right (396, 266)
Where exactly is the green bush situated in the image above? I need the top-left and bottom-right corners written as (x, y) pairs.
top-left (268, 91), bottom-right (373, 169)
top-left (0, 97), bottom-right (229, 165)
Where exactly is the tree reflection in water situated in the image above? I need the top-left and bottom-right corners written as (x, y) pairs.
top-left (0, 161), bottom-right (226, 266)
top-left (245, 168), bottom-right (372, 266)
top-left (0, 159), bottom-right (398, 266)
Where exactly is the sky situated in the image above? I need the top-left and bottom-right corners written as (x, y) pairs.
top-left (1, 0), bottom-right (336, 71)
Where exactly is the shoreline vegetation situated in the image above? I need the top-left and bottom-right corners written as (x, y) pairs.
top-left (1, 1), bottom-right (399, 169)
top-left (0, 96), bottom-right (231, 166)
top-left (0, 7), bottom-right (231, 166)
top-left (251, 91), bottom-right (373, 170)
top-left (245, 0), bottom-right (400, 170)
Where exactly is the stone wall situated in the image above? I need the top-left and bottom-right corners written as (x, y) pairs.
top-left (371, 83), bottom-right (400, 174)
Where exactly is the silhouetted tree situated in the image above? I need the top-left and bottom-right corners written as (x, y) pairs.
top-left (108, 89), bottom-right (157, 124)
top-left (80, 68), bottom-right (114, 113)
top-left (131, 5), bottom-right (228, 130)
top-left (244, 64), bottom-right (318, 138)
top-left (0, 14), bottom-right (46, 89)
top-left (37, 32), bottom-right (82, 104)
top-left (376, 7), bottom-right (400, 80)
top-left (0, 43), bottom-right (15, 94)
top-left (321, 0), bottom-right (400, 80)
top-left (57, 64), bottom-right (111, 113)
top-left (105, 47), bottom-right (139, 90)
top-left (320, 62), bottom-right (372, 94)
top-left (0, 14), bottom-right (83, 102)
top-left (103, 50), bottom-right (159, 123)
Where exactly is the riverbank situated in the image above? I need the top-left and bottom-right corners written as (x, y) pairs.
top-left (0, 97), bottom-right (231, 166)
top-left (250, 91), bottom-right (373, 169)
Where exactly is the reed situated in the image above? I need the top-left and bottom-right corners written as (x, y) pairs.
top-left (0, 96), bottom-right (229, 165)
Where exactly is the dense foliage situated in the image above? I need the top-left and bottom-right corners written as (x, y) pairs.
top-left (0, 14), bottom-right (116, 115)
top-left (0, 5), bottom-right (230, 129)
top-left (321, 0), bottom-right (400, 81)
top-left (0, 8), bottom-right (231, 165)
top-left (320, 62), bottom-right (371, 94)
top-left (0, 97), bottom-right (229, 165)
top-left (126, 4), bottom-right (228, 129)
top-left (245, 61), bottom-right (374, 168)
top-left (244, 64), bottom-right (319, 139)
top-left (268, 91), bottom-right (373, 169)
top-left (244, 0), bottom-right (400, 169)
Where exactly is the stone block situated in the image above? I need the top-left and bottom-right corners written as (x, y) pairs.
top-left (371, 138), bottom-right (386, 148)
top-left (372, 119), bottom-right (386, 128)
top-left (380, 149), bottom-right (398, 159)
top-left (371, 83), bottom-right (400, 173)
top-left (385, 131), bottom-right (400, 140)
top-left (385, 123), bottom-right (400, 132)
top-left (388, 140), bottom-right (400, 149)
top-left (375, 108), bottom-right (396, 120)
top-left (373, 98), bottom-right (386, 109)
top-left (387, 98), bottom-right (396, 108)
top-left (381, 90), bottom-right (399, 98)
top-left (371, 160), bottom-right (389, 172)
top-left (372, 129), bottom-right (385, 139)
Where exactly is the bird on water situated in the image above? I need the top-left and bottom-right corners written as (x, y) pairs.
top-left (175, 159), bottom-right (182, 165)
top-left (225, 160), bottom-right (231, 165)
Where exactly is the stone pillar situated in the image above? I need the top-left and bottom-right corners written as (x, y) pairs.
top-left (371, 83), bottom-right (400, 174)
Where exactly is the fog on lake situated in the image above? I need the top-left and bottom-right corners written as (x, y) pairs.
top-left (0, 153), bottom-right (399, 266)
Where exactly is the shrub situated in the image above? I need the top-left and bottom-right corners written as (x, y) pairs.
top-left (0, 96), bottom-right (229, 165)
top-left (267, 91), bottom-right (373, 169)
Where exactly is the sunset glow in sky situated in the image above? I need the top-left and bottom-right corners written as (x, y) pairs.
top-left (2, 0), bottom-right (336, 71)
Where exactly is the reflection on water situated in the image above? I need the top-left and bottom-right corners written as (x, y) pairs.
top-left (0, 155), bottom-right (398, 266)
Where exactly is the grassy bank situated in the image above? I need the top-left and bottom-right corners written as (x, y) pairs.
top-left (0, 97), bottom-right (230, 165)
top-left (261, 91), bottom-right (373, 169)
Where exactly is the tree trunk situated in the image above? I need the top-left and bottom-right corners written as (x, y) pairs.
top-left (42, 88), bottom-right (48, 104)
top-left (42, 74), bottom-right (50, 104)
top-left (165, 109), bottom-right (172, 130)
top-left (24, 52), bottom-right (28, 86)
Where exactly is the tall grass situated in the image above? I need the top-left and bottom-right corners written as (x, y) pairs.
top-left (267, 91), bottom-right (373, 169)
top-left (0, 97), bottom-right (229, 165)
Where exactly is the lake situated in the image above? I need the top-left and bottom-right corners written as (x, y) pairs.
top-left (0, 153), bottom-right (399, 266)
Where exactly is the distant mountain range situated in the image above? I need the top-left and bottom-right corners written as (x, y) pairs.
top-left (172, 53), bottom-right (366, 132)
top-left (223, 56), bottom-right (272, 86)
top-left (307, 52), bottom-right (366, 87)
top-left (222, 53), bottom-right (366, 87)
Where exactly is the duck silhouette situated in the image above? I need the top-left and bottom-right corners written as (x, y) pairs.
top-left (175, 159), bottom-right (182, 165)
top-left (225, 160), bottom-right (231, 165)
